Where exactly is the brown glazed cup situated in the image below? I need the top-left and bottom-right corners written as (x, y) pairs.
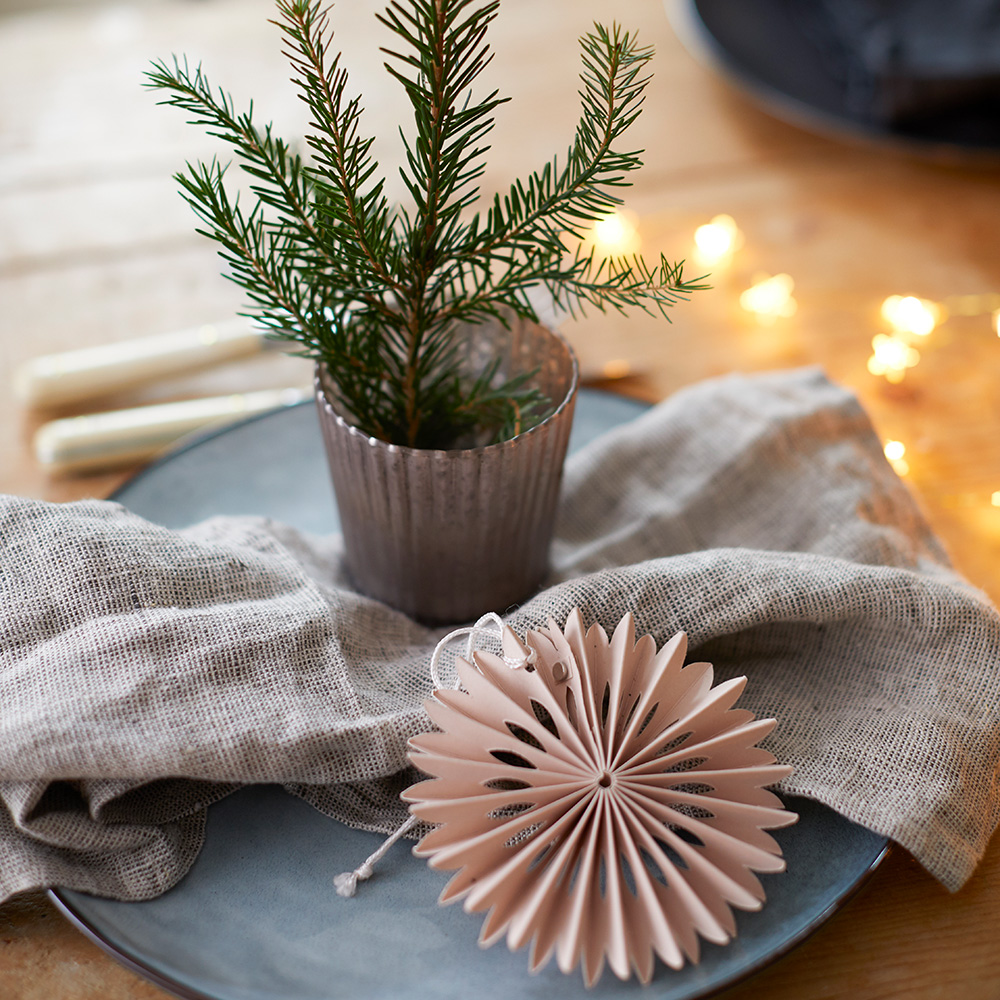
top-left (314, 313), bottom-right (578, 624)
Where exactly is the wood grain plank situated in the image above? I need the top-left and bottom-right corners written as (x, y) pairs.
top-left (1, 0), bottom-right (999, 998)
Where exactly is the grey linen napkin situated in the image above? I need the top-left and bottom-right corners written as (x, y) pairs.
top-left (1, 368), bottom-right (998, 903)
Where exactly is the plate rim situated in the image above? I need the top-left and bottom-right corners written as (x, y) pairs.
top-left (50, 820), bottom-right (890, 1000)
top-left (47, 393), bottom-right (890, 1000)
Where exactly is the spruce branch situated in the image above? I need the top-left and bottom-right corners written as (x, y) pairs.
top-left (272, 0), bottom-right (402, 292)
top-left (146, 0), bottom-right (706, 449)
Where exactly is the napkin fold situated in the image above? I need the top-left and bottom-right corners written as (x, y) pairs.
top-left (1, 368), bottom-right (998, 903)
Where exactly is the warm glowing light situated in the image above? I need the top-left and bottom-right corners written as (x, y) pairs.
top-left (883, 440), bottom-right (906, 462)
top-left (993, 308), bottom-right (1000, 336)
top-left (867, 333), bottom-right (920, 382)
top-left (589, 210), bottom-right (640, 254)
top-left (883, 442), bottom-right (910, 475)
top-left (600, 358), bottom-right (633, 380)
top-left (880, 295), bottom-right (941, 337)
top-left (739, 273), bottom-right (797, 321)
top-left (595, 214), bottom-right (626, 245)
top-left (694, 214), bottom-right (742, 265)
top-left (992, 491), bottom-right (1000, 507)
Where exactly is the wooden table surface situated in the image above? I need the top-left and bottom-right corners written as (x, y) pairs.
top-left (2, 0), bottom-right (999, 997)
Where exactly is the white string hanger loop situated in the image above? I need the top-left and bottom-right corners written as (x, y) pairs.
top-left (429, 611), bottom-right (536, 690)
top-left (334, 611), bottom-right (534, 898)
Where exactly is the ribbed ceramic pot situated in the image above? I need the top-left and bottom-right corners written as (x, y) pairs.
top-left (314, 314), bottom-right (578, 624)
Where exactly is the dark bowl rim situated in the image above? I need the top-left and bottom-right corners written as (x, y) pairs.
top-left (667, 0), bottom-right (1000, 164)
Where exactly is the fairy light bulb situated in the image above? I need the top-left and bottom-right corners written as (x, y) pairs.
top-left (993, 308), bottom-right (1000, 336)
top-left (868, 334), bottom-right (920, 383)
top-left (694, 214), bottom-right (742, 266)
top-left (595, 214), bottom-right (626, 245)
top-left (880, 295), bottom-right (940, 338)
top-left (589, 210), bottom-right (640, 255)
top-left (883, 440), bottom-right (909, 476)
top-left (739, 273), bottom-right (797, 321)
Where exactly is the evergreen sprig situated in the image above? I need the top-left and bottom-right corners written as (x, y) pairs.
top-left (146, 0), bottom-right (707, 449)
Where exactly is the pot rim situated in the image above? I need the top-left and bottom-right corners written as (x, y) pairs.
top-left (313, 323), bottom-right (579, 456)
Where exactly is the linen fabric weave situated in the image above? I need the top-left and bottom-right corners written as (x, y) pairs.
top-left (1, 368), bottom-right (997, 902)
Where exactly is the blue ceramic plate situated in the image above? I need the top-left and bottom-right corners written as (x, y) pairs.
top-left (50, 391), bottom-right (889, 1000)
